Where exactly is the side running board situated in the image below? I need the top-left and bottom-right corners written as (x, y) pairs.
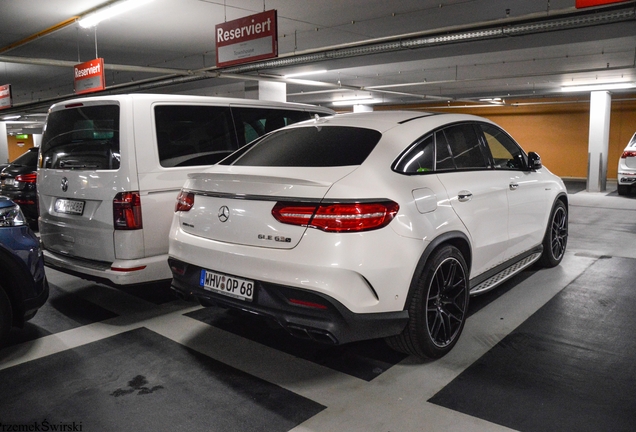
top-left (469, 252), bottom-right (542, 296)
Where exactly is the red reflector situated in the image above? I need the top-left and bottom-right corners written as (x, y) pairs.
top-left (621, 151), bottom-right (636, 159)
top-left (113, 191), bottom-right (143, 230)
top-left (170, 264), bottom-right (186, 276)
top-left (175, 191), bottom-right (195, 212)
top-left (111, 265), bottom-right (147, 272)
top-left (272, 201), bottom-right (399, 233)
top-left (15, 173), bottom-right (37, 183)
top-left (14, 199), bottom-right (35, 205)
top-left (65, 103), bottom-right (84, 108)
top-left (289, 298), bottom-right (329, 310)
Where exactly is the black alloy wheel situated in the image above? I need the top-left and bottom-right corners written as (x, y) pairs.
top-left (426, 255), bottom-right (468, 349)
top-left (539, 200), bottom-right (568, 268)
top-left (386, 245), bottom-right (469, 359)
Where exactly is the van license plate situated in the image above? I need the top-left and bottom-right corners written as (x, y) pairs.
top-left (54, 198), bottom-right (85, 215)
top-left (200, 269), bottom-right (254, 302)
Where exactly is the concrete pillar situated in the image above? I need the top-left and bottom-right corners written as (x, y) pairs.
top-left (32, 134), bottom-right (43, 147)
top-left (586, 91), bottom-right (611, 192)
top-left (245, 81), bottom-right (286, 102)
top-left (0, 122), bottom-right (8, 164)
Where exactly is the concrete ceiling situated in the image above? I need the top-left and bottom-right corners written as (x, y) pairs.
top-left (1, 0), bottom-right (636, 134)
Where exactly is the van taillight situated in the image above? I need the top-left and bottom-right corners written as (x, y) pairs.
top-left (113, 192), bottom-right (143, 230)
top-left (272, 201), bottom-right (399, 232)
top-left (175, 191), bottom-right (195, 212)
top-left (621, 151), bottom-right (636, 159)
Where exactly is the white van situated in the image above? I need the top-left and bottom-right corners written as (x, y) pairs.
top-left (37, 94), bottom-right (333, 286)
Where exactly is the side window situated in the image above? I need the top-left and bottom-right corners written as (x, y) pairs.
top-left (154, 105), bottom-right (237, 168)
top-left (479, 123), bottom-right (526, 170)
top-left (393, 134), bottom-right (434, 174)
top-left (441, 124), bottom-right (488, 169)
top-left (434, 131), bottom-right (456, 171)
top-left (231, 107), bottom-right (313, 147)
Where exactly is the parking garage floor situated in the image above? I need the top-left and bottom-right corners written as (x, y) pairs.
top-left (1, 181), bottom-right (635, 432)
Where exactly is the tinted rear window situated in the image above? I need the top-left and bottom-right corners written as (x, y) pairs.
top-left (40, 105), bottom-right (120, 170)
top-left (155, 105), bottom-right (237, 167)
top-left (224, 126), bottom-right (381, 167)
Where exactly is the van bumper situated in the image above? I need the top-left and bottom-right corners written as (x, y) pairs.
top-left (43, 249), bottom-right (172, 286)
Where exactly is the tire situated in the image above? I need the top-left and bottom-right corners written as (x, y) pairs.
top-left (538, 200), bottom-right (568, 268)
top-left (0, 284), bottom-right (13, 343)
top-left (617, 184), bottom-right (630, 196)
top-left (386, 245), bottom-right (469, 359)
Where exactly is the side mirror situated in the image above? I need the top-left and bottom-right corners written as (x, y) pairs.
top-left (527, 152), bottom-right (542, 170)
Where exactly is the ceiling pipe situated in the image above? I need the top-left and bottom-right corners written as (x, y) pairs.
top-left (0, 54), bottom-right (208, 76)
top-left (0, 16), bottom-right (80, 55)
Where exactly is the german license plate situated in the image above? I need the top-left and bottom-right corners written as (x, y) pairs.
top-left (54, 198), bottom-right (85, 215)
top-left (200, 269), bottom-right (254, 301)
top-left (2, 178), bottom-right (14, 186)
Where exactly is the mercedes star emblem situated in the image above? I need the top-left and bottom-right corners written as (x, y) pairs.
top-left (218, 205), bottom-right (230, 223)
top-left (61, 177), bottom-right (69, 192)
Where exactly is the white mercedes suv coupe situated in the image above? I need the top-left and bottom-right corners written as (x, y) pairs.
top-left (168, 111), bottom-right (568, 359)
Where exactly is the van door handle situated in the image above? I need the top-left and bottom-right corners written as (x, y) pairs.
top-left (458, 190), bottom-right (473, 202)
top-left (509, 183), bottom-right (519, 191)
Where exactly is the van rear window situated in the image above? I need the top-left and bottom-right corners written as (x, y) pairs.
top-left (40, 105), bottom-right (120, 170)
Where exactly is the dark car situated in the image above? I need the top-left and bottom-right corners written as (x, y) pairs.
top-left (0, 147), bottom-right (39, 229)
top-left (0, 196), bottom-right (49, 343)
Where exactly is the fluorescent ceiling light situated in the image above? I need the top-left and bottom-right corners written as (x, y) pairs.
top-left (560, 82), bottom-right (636, 92)
top-left (79, 0), bottom-right (155, 28)
top-left (284, 70), bottom-right (327, 78)
top-left (332, 98), bottom-right (382, 106)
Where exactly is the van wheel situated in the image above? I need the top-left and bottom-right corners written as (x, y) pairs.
top-left (539, 200), bottom-right (568, 268)
top-left (0, 284), bottom-right (12, 343)
top-left (386, 245), bottom-right (469, 359)
top-left (617, 184), bottom-right (630, 196)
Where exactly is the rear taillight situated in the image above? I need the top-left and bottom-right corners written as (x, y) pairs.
top-left (272, 201), bottom-right (399, 233)
top-left (621, 151), bottom-right (636, 159)
top-left (15, 173), bottom-right (37, 184)
top-left (113, 191), bottom-right (143, 230)
top-left (175, 191), bottom-right (195, 212)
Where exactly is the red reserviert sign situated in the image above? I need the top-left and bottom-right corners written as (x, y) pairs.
top-left (74, 58), bottom-right (105, 95)
top-left (0, 84), bottom-right (12, 110)
top-left (215, 10), bottom-right (277, 68)
top-left (575, 0), bottom-right (629, 8)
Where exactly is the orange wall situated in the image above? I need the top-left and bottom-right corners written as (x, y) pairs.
top-left (7, 135), bottom-right (35, 162)
top-left (379, 94), bottom-right (636, 179)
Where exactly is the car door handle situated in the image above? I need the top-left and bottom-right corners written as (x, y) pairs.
top-left (458, 190), bottom-right (473, 202)
top-left (509, 183), bottom-right (519, 191)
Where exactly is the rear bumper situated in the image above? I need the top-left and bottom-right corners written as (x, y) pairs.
top-left (43, 249), bottom-right (172, 286)
top-left (169, 258), bottom-right (408, 345)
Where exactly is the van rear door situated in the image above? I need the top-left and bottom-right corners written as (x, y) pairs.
top-left (38, 100), bottom-right (140, 263)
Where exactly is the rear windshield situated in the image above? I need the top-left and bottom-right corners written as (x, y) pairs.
top-left (40, 105), bottom-right (120, 170)
top-left (222, 126), bottom-right (381, 167)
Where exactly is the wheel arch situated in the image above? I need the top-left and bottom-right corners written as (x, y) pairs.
top-left (405, 231), bottom-right (472, 305)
